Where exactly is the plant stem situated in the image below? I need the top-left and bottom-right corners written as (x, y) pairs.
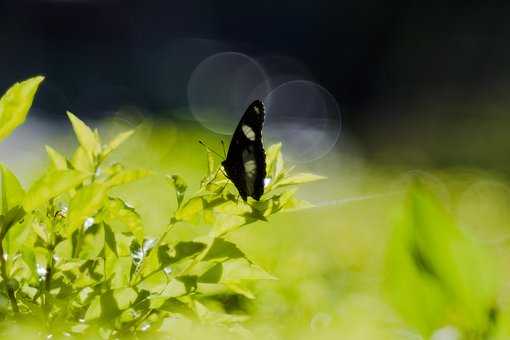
top-left (132, 219), bottom-right (176, 286)
top-left (0, 231), bottom-right (19, 314)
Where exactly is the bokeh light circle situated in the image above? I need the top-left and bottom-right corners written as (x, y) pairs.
top-left (188, 52), bottom-right (270, 134)
top-left (264, 80), bottom-right (341, 162)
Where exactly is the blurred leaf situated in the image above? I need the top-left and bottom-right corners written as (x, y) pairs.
top-left (385, 185), bottom-right (498, 335)
top-left (168, 175), bottom-right (187, 208)
top-left (67, 183), bottom-right (109, 235)
top-left (23, 169), bottom-right (89, 211)
top-left (101, 129), bottom-right (134, 159)
top-left (66, 111), bottom-right (101, 158)
top-left (1, 164), bottom-right (25, 214)
top-left (0, 76), bottom-right (44, 143)
top-left (45, 145), bottom-right (68, 170)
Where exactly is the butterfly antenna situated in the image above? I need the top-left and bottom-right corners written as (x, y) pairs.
top-left (198, 140), bottom-right (224, 159)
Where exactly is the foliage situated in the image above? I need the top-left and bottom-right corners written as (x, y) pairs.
top-left (0, 76), bottom-right (322, 338)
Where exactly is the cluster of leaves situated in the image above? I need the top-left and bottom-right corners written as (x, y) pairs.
top-left (0, 76), bottom-right (323, 338)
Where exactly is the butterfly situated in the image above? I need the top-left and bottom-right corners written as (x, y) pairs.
top-left (222, 100), bottom-right (266, 201)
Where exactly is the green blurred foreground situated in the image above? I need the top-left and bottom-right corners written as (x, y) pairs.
top-left (0, 77), bottom-right (509, 340)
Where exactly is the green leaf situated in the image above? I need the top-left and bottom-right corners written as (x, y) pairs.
top-left (102, 197), bottom-right (144, 241)
top-left (203, 238), bottom-right (244, 261)
top-left (1, 164), bottom-right (25, 214)
top-left (45, 145), bottom-right (68, 170)
top-left (66, 111), bottom-right (101, 158)
top-left (275, 173), bottom-right (326, 187)
top-left (0, 76), bottom-right (44, 142)
top-left (168, 175), bottom-right (187, 207)
top-left (84, 296), bottom-right (102, 321)
top-left (23, 169), bottom-right (89, 212)
top-left (101, 129), bottom-right (134, 159)
top-left (67, 183), bottom-right (109, 235)
top-left (71, 146), bottom-right (94, 173)
top-left (384, 185), bottom-right (498, 335)
top-left (221, 258), bottom-right (276, 281)
top-left (21, 246), bottom-right (37, 280)
top-left (198, 262), bottom-right (223, 283)
top-left (105, 169), bottom-right (150, 187)
top-left (265, 143), bottom-right (283, 179)
top-left (175, 197), bottom-right (203, 222)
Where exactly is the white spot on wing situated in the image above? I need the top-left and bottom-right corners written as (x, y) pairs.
top-left (244, 160), bottom-right (256, 178)
top-left (242, 124), bottom-right (256, 141)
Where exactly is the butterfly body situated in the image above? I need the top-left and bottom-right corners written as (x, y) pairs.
top-left (222, 100), bottom-right (266, 201)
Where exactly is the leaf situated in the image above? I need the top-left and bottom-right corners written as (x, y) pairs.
top-left (105, 169), bottom-right (150, 187)
top-left (113, 287), bottom-right (137, 310)
top-left (171, 241), bottom-right (207, 263)
top-left (168, 175), bottom-right (187, 207)
top-left (1, 164), bottom-right (25, 214)
top-left (0, 76), bottom-right (44, 142)
top-left (21, 246), bottom-right (37, 280)
top-left (265, 143), bottom-right (283, 179)
top-left (203, 238), bottom-right (244, 261)
top-left (67, 183), bottom-right (109, 234)
top-left (66, 111), bottom-right (101, 158)
top-left (22, 169), bottom-right (89, 212)
top-left (45, 145), bottom-right (68, 170)
top-left (222, 258), bottom-right (276, 281)
top-left (101, 129), bottom-right (134, 159)
top-left (84, 296), bottom-right (102, 321)
top-left (384, 185), bottom-right (498, 335)
top-left (275, 173), bottom-right (326, 187)
top-left (175, 197), bottom-right (203, 222)
top-left (71, 146), bottom-right (94, 173)
top-left (102, 197), bottom-right (144, 241)
top-left (198, 262), bottom-right (223, 283)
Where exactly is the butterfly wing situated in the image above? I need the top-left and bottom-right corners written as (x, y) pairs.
top-left (222, 100), bottom-right (266, 201)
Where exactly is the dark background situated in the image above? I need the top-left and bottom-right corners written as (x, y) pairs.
top-left (2, 1), bottom-right (510, 166)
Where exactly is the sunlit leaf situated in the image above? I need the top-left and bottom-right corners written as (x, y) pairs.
top-left (168, 175), bottom-right (187, 208)
top-left (1, 164), bottom-right (25, 214)
top-left (221, 258), bottom-right (276, 281)
top-left (0, 76), bottom-right (44, 142)
top-left (101, 129), bottom-right (134, 159)
top-left (45, 145), bottom-right (68, 170)
top-left (66, 111), bottom-right (101, 158)
top-left (275, 173), bottom-right (326, 187)
top-left (23, 169), bottom-right (89, 212)
top-left (102, 197), bottom-right (144, 241)
top-left (105, 169), bottom-right (150, 187)
top-left (203, 238), bottom-right (244, 261)
top-left (67, 183), bottom-right (109, 235)
top-left (71, 146), bottom-right (94, 173)
top-left (175, 197), bottom-right (203, 222)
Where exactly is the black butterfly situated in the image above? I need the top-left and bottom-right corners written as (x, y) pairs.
top-left (222, 100), bottom-right (266, 201)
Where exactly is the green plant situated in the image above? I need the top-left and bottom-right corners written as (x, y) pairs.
top-left (0, 76), bottom-right (323, 338)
